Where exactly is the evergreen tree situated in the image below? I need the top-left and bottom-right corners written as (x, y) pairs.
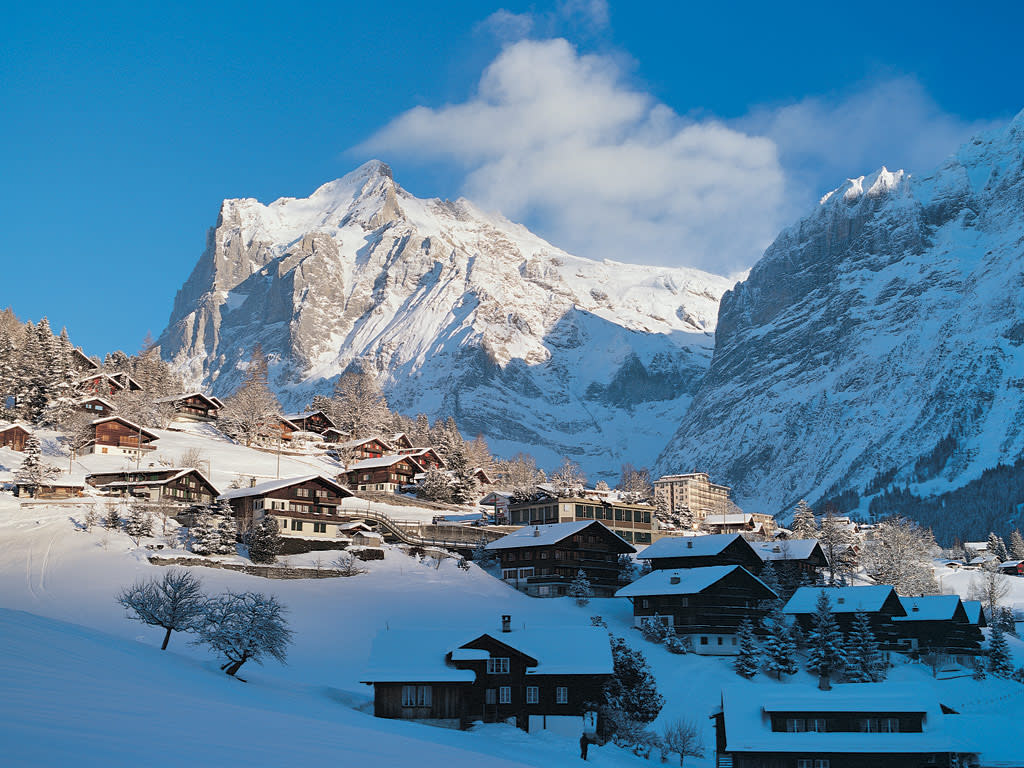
top-left (758, 560), bottom-right (782, 604)
top-left (1009, 529), bottom-right (1024, 561)
top-left (987, 532), bottom-right (1009, 562)
top-left (844, 610), bottom-right (885, 682)
top-left (762, 603), bottom-right (798, 678)
top-left (104, 502), bottom-right (122, 530)
top-left (189, 513), bottom-right (220, 555)
top-left (806, 590), bottom-right (846, 682)
top-left (617, 553), bottom-right (637, 584)
top-left (604, 636), bottom-right (664, 724)
top-left (417, 467), bottom-right (453, 502)
top-left (791, 499), bottom-right (818, 538)
top-left (246, 516), bottom-right (281, 564)
top-left (733, 617), bottom-right (760, 678)
top-left (568, 569), bottom-right (593, 606)
top-left (124, 504), bottom-right (153, 545)
top-left (14, 434), bottom-right (59, 497)
top-left (988, 624), bottom-right (1014, 678)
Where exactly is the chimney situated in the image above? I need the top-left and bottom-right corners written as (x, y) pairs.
top-left (670, 575), bottom-right (680, 585)
top-left (501, 615), bottom-right (511, 633)
top-left (912, 603), bottom-right (919, 612)
top-left (686, 539), bottom-right (693, 549)
top-left (533, 526), bottom-right (540, 537)
top-left (249, 477), bottom-right (257, 488)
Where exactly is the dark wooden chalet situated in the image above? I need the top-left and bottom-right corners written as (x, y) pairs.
top-left (998, 559), bottom-right (1024, 576)
top-left (282, 410), bottom-right (336, 435)
top-left (14, 480), bottom-right (85, 499)
top-left (0, 424), bottom-right (31, 452)
top-left (784, 586), bottom-right (908, 649)
top-left (362, 618), bottom-right (611, 735)
top-left (638, 533), bottom-right (763, 572)
top-left (86, 416), bottom-right (158, 458)
top-left (617, 565), bottom-right (776, 654)
top-left (752, 539), bottom-right (829, 583)
top-left (78, 397), bottom-right (115, 417)
top-left (400, 446), bottom-right (446, 470)
top-left (389, 432), bottom-right (414, 450)
top-left (87, 468), bottom-right (219, 505)
top-left (472, 467), bottom-right (494, 486)
top-left (333, 436), bottom-right (391, 461)
top-left (109, 371), bottom-right (142, 391)
top-left (714, 687), bottom-right (970, 768)
top-left (71, 348), bottom-right (100, 373)
top-left (76, 373), bottom-right (125, 397)
top-left (486, 520), bottom-right (636, 597)
top-left (219, 474), bottom-right (355, 536)
top-left (893, 595), bottom-right (983, 655)
top-left (344, 454), bottom-right (425, 492)
top-left (962, 600), bottom-right (986, 628)
top-left (275, 417), bottom-right (301, 441)
top-left (156, 393), bottom-right (221, 421)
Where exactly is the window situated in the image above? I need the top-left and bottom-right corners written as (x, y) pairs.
top-left (499, 686), bottom-right (511, 704)
top-left (556, 686), bottom-right (568, 704)
top-left (485, 689), bottom-right (496, 705)
top-left (291, 520), bottom-right (303, 531)
top-left (401, 685), bottom-right (432, 707)
top-left (312, 522), bottom-right (326, 533)
top-left (717, 637), bottom-right (723, 645)
top-left (786, 718), bottom-right (806, 733)
top-left (487, 657), bottom-right (510, 675)
top-left (700, 636), bottom-right (708, 645)
top-left (880, 718), bottom-right (900, 733)
top-left (315, 489), bottom-right (327, 498)
top-left (641, 599), bottom-right (650, 609)
top-left (280, 519), bottom-right (288, 529)
top-left (518, 567), bottom-right (534, 578)
top-left (526, 686), bottom-right (538, 704)
top-left (296, 488), bottom-right (310, 497)
top-left (502, 569), bottom-right (518, 580)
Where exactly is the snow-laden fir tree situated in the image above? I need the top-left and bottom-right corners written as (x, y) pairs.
top-left (246, 516), bottom-right (281, 564)
top-left (791, 499), bottom-right (818, 538)
top-left (987, 532), bottom-right (1009, 562)
top-left (617, 553), bottom-right (637, 584)
top-left (758, 560), bottom-right (782, 604)
top-left (14, 434), bottom-right (59, 497)
top-left (417, 466), bottom-right (452, 502)
top-left (762, 602), bottom-right (798, 679)
top-left (124, 504), bottom-right (153, 545)
top-left (194, 590), bottom-right (293, 677)
top-left (1010, 529), bottom-right (1024, 561)
top-left (640, 615), bottom-right (670, 643)
top-left (104, 502), bottom-right (122, 530)
top-left (862, 516), bottom-right (938, 595)
top-left (987, 623), bottom-right (1014, 678)
top-left (568, 568), bottom-right (593, 606)
top-left (733, 617), bottom-right (760, 678)
top-left (117, 569), bottom-right (206, 650)
top-left (806, 590), bottom-right (846, 684)
top-left (445, 443), bottom-right (480, 504)
top-left (995, 606), bottom-right (1018, 637)
top-left (844, 609), bottom-right (885, 682)
top-left (603, 635), bottom-right (664, 725)
top-left (190, 510), bottom-right (235, 556)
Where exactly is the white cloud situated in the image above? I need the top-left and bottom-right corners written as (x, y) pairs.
top-left (359, 38), bottom-right (785, 274)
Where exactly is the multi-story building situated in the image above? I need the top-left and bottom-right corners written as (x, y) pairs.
top-left (653, 472), bottom-right (732, 523)
top-left (507, 490), bottom-right (656, 546)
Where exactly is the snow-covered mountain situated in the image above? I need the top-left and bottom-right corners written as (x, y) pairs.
top-left (657, 110), bottom-right (1024, 521)
top-left (158, 161), bottom-right (733, 475)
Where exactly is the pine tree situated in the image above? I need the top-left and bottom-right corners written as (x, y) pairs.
top-left (124, 504), bottom-right (153, 545)
top-left (446, 445), bottom-right (480, 504)
top-left (568, 569), bottom-right (593, 606)
top-left (1009, 529), bottom-right (1024, 561)
top-left (988, 624), bottom-right (1014, 678)
top-left (14, 434), bottom-right (59, 497)
top-left (791, 499), bottom-right (818, 538)
top-left (844, 610), bottom-right (885, 682)
top-left (758, 560), bottom-right (782, 603)
top-left (189, 513), bottom-right (220, 555)
top-left (417, 467), bottom-right (453, 502)
top-left (246, 516), bottom-right (281, 564)
top-left (104, 502), bottom-right (123, 530)
top-left (987, 532), bottom-right (1009, 562)
top-left (762, 603), bottom-right (798, 678)
top-left (733, 617), bottom-right (760, 678)
top-left (604, 636), bottom-right (664, 724)
top-left (806, 590), bottom-right (846, 683)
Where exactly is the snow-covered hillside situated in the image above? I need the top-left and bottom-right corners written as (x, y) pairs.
top-left (658, 109), bottom-right (1024, 524)
top-left (157, 161), bottom-right (734, 478)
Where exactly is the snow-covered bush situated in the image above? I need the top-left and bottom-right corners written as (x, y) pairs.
top-left (639, 615), bottom-right (671, 643)
top-left (568, 569), bottom-right (593, 606)
top-left (663, 634), bottom-right (691, 655)
top-left (246, 516), bottom-right (281, 564)
top-left (194, 591), bottom-right (292, 678)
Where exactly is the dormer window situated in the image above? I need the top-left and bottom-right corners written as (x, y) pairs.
top-left (486, 657), bottom-right (510, 674)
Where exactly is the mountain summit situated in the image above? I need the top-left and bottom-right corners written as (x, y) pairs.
top-left (158, 161), bottom-right (734, 474)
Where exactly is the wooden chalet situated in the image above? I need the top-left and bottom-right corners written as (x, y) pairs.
top-left (76, 373), bottom-right (125, 397)
top-left (997, 559), bottom-right (1024, 576)
top-left (751, 539), bottom-right (829, 580)
top-left (78, 397), bottom-right (115, 417)
top-left (486, 520), bottom-right (636, 597)
top-left (508, 489), bottom-right (656, 546)
top-left (332, 436), bottom-right (391, 461)
top-left (401, 446), bottom-right (446, 470)
top-left (71, 348), bottom-right (100, 373)
top-left (109, 372), bottom-right (142, 391)
top-left (0, 424), bottom-right (31, 452)
top-left (14, 480), bottom-right (85, 499)
top-left (961, 600), bottom-right (987, 628)
top-left (893, 595), bottom-right (983, 655)
top-left (639, 533), bottom-right (763, 572)
top-left (219, 474), bottom-right (355, 536)
top-left (617, 565), bottom-right (777, 654)
top-left (85, 416), bottom-right (158, 458)
top-left (713, 687), bottom-right (972, 768)
top-left (784, 586), bottom-right (908, 649)
top-left (156, 393), bottom-right (221, 422)
top-left (389, 432), bottom-right (414, 450)
top-left (344, 454), bottom-right (424, 492)
top-left (472, 467), bottom-right (494, 486)
top-left (362, 617), bottom-right (611, 735)
top-left (86, 468), bottom-right (218, 505)
top-left (282, 410), bottom-right (336, 435)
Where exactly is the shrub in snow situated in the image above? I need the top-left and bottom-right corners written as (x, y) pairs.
top-left (640, 615), bottom-right (671, 643)
top-left (762, 603), bottom-right (798, 678)
top-left (116, 569), bottom-right (206, 650)
top-left (661, 717), bottom-right (704, 767)
top-left (590, 615), bottom-right (608, 628)
top-left (1012, 667), bottom-right (1024, 684)
top-left (333, 551), bottom-right (368, 577)
top-left (195, 591), bottom-right (292, 678)
top-left (733, 617), bottom-right (760, 678)
top-left (456, 556), bottom-right (470, 571)
top-left (245, 516), bottom-right (281, 564)
top-left (987, 624), bottom-right (1014, 678)
top-left (104, 502), bottom-right (122, 531)
top-left (568, 569), bottom-right (593, 606)
top-left (806, 590), bottom-right (846, 684)
top-left (124, 504), bottom-right (153, 545)
top-left (844, 609), bottom-right (886, 682)
top-left (617, 553), bottom-right (637, 584)
top-left (664, 634), bottom-right (692, 655)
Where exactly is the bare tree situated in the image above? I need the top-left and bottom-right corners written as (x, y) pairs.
top-left (195, 591), bottom-right (293, 677)
top-left (862, 516), bottom-right (938, 595)
top-left (333, 551), bottom-right (368, 576)
top-left (550, 456), bottom-right (586, 496)
top-left (330, 370), bottom-right (390, 439)
top-left (116, 569), bottom-right (206, 650)
top-left (661, 717), bottom-right (704, 767)
top-left (819, 509), bottom-right (857, 583)
top-left (495, 452), bottom-right (546, 500)
top-left (969, 563), bottom-right (1011, 619)
top-left (218, 379), bottom-right (282, 447)
top-left (617, 464), bottom-right (653, 502)
top-left (178, 447), bottom-right (206, 470)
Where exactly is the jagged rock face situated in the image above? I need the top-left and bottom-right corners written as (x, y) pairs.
top-left (657, 111), bottom-right (1024, 516)
top-left (159, 161), bottom-right (732, 476)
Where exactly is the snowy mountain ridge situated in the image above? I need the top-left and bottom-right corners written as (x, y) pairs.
top-left (657, 109), bottom-right (1024, 526)
top-left (158, 161), bottom-right (734, 475)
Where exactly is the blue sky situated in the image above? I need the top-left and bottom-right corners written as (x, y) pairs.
top-left (2, 0), bottom-right (1022, 356)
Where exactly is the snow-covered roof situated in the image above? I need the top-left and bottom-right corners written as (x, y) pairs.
top-left (90, 468), bottom-right (217, 492)
top-left (895, 595), bottom-right (964, 622)
top-left (335, 436), bottom-right (389, 450)
top-left (617, 565), bottom-right (770, 598)
top-left (347, 454), bottom-right (424, 471)
top-left (89, 416), bottom-right (159, 440)
top-left (362, 629), bottom-right (477, 683)
top-left (154, 392), bottom-right (219, 406)
top-left (75, 372), bottom-right (123, 387)
top-left (703, 513), bottom-right (753, 525)
top-left (968, 554), bottom-right (997, 565)
top-left (218, 474), bottom-right (350, 500)
top-left (76, 396), bottom-right (116, 408)
top-left (485, 520), bottom-right (634, 552)
top-left (999, 559), bottom-right (1024, 568)
top-left (502, 626), bottom-right (613, 675)
top-left (961, 600), bottom-right (984, 625)
top-left (282, 410), bottom-right (335, 426)
top-left (0, 423), bottom-right (30, 434)
top-left (752, 539), bottom-right (822, 561)
top-left (721, 686), bottom-right (955, 754)
top-left (783, 586), bottom-right (903, 615)
top-left (637, 533), bottom-right (745, 560)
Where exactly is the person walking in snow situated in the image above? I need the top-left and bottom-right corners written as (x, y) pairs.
top-left (580, 733), bottom-right (589, 760)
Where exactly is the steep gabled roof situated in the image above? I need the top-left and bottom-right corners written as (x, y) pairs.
top-left (752, 539), bottom-right (825, 562)
top-left (961, 600), bottom-right (986, 626)
top-left (638, 533), bottom-right (750, 560)
top-left (155, 392), bottom-right (220, 408)
top-left (616, 565), bottom-right (775, 599)
top-left (784, 585), bottom-right (906, 616)
top-left (335, 436), bottom-right (391, 450)
top-left (485, 520), bottom-right (635, 552)
top-left (282, 410), bottom-right (336, 427)
top-left (218, 474), bottom-right (352, 500)
top-left (347, 454), bottom-right (425, 472)
top-left (89, 416), bottom-right (159, 441)
top-left (895, 595), bottom-right (968, 623)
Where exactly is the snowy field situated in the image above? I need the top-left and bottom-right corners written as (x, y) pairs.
top-left (2, 429), bottom-right (1024, 766)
